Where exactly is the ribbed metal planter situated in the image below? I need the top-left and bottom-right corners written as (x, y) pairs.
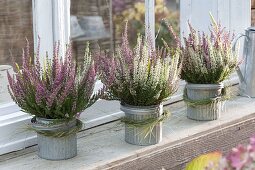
top-left (32, 118), bottom-right (77, 160)
top-left (186, 83), bottom-right (224, 121)
top-left (120, 103), bottom-right (163, 146)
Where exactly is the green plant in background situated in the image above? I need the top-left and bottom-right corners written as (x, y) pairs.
top-left (7, 40), bottom-right (103, 120)
top-left (95, 23), bottom-right (182, 106)
top-left (114, 0), bottom-right (179, 48)
top-left (179, 15), bottom-right (239, 84)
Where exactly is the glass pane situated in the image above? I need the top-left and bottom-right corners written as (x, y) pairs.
top-left (0, 0), bottom-right (34, 104)
top-left (113, 0), bottom-right (145, 48)
top-left (113, 0), bottom-right (180, 48)
top-left (70, 0), bottom-right (145, 64)
top-left (71, 0), bottom-right (113, 65)
top-left (155, 0), bottom-right (180, 48)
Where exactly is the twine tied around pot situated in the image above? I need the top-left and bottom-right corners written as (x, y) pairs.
top-left (183, 86), bottom-right (231, 107)
top-left (29, 119), bottom-right (83, 138)
top-left (121, 110), bottom-right (171, 138)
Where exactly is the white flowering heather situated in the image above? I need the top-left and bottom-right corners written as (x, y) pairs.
top-left (179, 17), bottom-right (239, 84)
top-left (8, 40), bottom-right (103, 120)
top-left (96, 24), bottom-right (181, 106)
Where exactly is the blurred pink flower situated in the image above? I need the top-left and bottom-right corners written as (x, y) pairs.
top-left (227, 145), bottom-right (249, 170)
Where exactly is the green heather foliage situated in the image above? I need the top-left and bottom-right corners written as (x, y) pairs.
top-left (179, 16), bottom-right (239, 84)
top-left (8, 41), bottom-right (103, 120)
top-left (96, 24), bottom-right (182, 106)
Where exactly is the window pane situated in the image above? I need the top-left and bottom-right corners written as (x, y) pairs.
top-left (113, 0), bottom-right (180, 48)
top-left (155, 0), bottom-right (180, 48)
top-left (0, 0), bottom-right (33, 104)
top-left (113, 0), bottom-right (145, 48)
top-left (71, 0), bottom-right (114, 65)
top-left (70, 0), bottom-right (145, 64)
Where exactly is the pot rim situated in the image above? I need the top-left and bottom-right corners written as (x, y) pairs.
top-left (35, 117), bottom-right (76, 122)
top-left (32, 117), bottom-right (77, 130)
top-left (186, 82), bottom-right (224, 90)
top-left (120, 102), bottom-right (162, 109)
top-left (120, 103), bottom-right (163, 116)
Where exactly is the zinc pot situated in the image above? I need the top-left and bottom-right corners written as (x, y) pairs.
top-left (120, 103), bottom-right (163, 146)
top-left (186, 83), bottom-right (224, 121)
top-left (32, 118), bottom-right (78, 160)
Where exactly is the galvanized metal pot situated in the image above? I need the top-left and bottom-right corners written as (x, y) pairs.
top-left (120, 103), bottom-right (163, 146)
top-left (32, 118), bottom-right (78, 160)
top-left (186, 83), bottom-right (224, 121)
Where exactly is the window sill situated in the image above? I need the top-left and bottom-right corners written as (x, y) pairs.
top-left (1, 86), bottom-right (255, 169)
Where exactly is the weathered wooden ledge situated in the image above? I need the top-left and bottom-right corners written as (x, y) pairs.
top-left (1, 94), bottom-right (255, 170)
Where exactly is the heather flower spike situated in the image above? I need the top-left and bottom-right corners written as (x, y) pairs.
top-left (8, 40), bottom-right (102, 119)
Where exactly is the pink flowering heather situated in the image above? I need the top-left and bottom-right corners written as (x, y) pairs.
top-left (95, 23), bottom-right (182, 106)
top-left (8, 39), bottom-right (103, 120)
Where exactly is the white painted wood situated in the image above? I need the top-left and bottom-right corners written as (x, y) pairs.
top-left (0, 112), bottom-right (36, 155)
top-left (145, 0), bottom-right (155, 48)
top-left (180, 0), bottom-right (191, 43)
top-left (52, 0), bottom-right (70, 56)
top-left (180, 0), bottom-right (251, 38)
top-left (32, 0), bottom-right (54, 62)
top-left (32, 0), bottom-right (70, 60)
top-left (217, 0), bottom-right (230, 29)
top-left (0, 103), bottom-right (20, 117)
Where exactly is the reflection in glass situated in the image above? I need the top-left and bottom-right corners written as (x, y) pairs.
top-left (113, 0), bottom-right (179, 48)
top-left (0, 0), bottom-right (33, 105)
top-left (70, 0), bottom-right (180, 64)
top-left (0, 0), bottom-right (33, 66)
top-left (71, 0), bottom-right (113, 65)
top-left (0, 65), bottom-right (14, 104)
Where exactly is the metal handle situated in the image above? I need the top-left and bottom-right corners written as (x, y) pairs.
top-left (232, 33), bottom-right (250, 84)
top-left (232, 34), bottom-right (249, 52)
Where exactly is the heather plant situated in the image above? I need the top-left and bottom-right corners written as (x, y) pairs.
top-left (96, 24), bottom-right (182, 106)
top-left (8, 40), bottom-right (102, 120)
top-left (180, 16), bottom-right (239, 84)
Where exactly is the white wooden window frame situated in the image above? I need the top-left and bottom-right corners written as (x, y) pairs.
top-left (0, 0), bottom-right (250, 155)
top-left (0, 0), bottom-right (71, 155)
